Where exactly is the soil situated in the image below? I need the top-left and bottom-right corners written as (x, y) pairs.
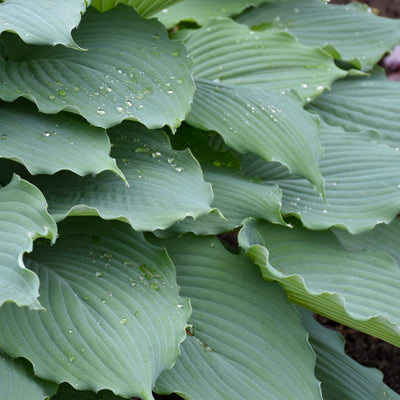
top-left (152, 2), bottom-right (400, 398)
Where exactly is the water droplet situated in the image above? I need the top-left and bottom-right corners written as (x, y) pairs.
top-left (106, 87), bottom-right (112, 93)
top-left (120, 318), bottom-right (128, 325)
top-left (43, 132), bottom-right (51, 137)
top-left (177, 304), bottom-right (184, 309)
top-left (293, 7), bottom-right (300, 13)
top-left (80, 348), bottom-right (86, 353)
top-left (15, 89), bottom-right (22, 93)
top-left (152, 34), bottom-right (160, 40)
top-left (137, 104), bottom-right (143, 109)
top-left (135, 147), bottom-right (149, 153)
top-left (175, 167), bottom-right (184, 173)
top-left (95, 271), bottom-right (103, 278)
top-left (101, 298), bottom-right (107, 304)
top-left (73, 86), bottom-right (80, 92)
top-left (96, 108), bottom-right (106, 116)
top-left (167, 90), bottom-right (174, 94)
top-left (323, 210), bottom-right (328, 214)
top-left (300, 83), bottom-right (308, 88)
top-left (117, 68), bottom-right (123, 74)
top-left (210, 242), bottom-right (216, 248)
top-left (171, 49), bottom-right (180, 57)
top-left (49, 95), bottom-right (56, 100)
top-left (84, 295), bottom-right (89, 301)
top-left (125, 101), bottom-right (132, 107)
top-left (152, 152), bottom-right (162, 159)
top-left (116, 106), bottom-right (124, 113)
top-left (150, 283), bottom-right (160, 291)
top-left (1, 134), bottom-right (7, 140)
top-left (68, 330), bottom-right (73, 334)
top-left (69, 356), bottom-right (75, 362)
top-left (58, 90), bottom-right (66, 96)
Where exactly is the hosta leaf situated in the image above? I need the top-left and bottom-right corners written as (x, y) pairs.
top-left (239, 219), bottom-right (400, 347)
top-left (300, 310), bottom-right (400, 400)
top-left (154, 235), bottom-right (322, 400)
top-left (308, 67), bottom-right (400, 147)
top-left (155, 0), bottom-right (272, 28)
top-left (33, 122), bottom-right (213, 231)
top-left (0, 352), bottom-right (57, 400)
top-left (157, 163), bottom-right (285, 236)
top-left (91, 0), bottom-right (183, 17)
top-left (0, 0), bottom-right (87, 50)
top-left (0, 6), bottom-right (194, 130)
top-left (0, 218), bottom-right (191, 400)
top-left (241, 123), bottom-right (400, 234)
top-left (183, 18), bottom-right (346, 103)
top-left (237, 0), bottom-right (400, 71)
top-left (0, 100), bottom-right (123, 178)
top-left (334, 218), bottom-right (400, 266)
top-left (188, 80), bottom-right (325, 194)
top-left (0, 175), bottom-right (57, 310)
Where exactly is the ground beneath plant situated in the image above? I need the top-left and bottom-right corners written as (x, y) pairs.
top-left (153, 2), bottom-right (400, 398)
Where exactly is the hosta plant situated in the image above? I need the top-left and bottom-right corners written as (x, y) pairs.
top-left (1, 0), bottom-right (400, 399)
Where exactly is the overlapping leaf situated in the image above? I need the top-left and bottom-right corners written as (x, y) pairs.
top-left (0, 352), bottom-right (57, 400)
top-left (154, 235), bottom-right (322, 400)
top-left (178, 18), bottom-right (347, 194)
top-left (155, 0), bottom-right (272, 28)
top-left (240, 122), bottom-right (400, 234)
top-left (0, 100), bottom-right (123, 178)
top-left (33, 122), bottom-right (213, 231)
top-left (91, 0), bottom-right (183, 16)
top-left (309, 67), bottom-right (400, 147)
top-left (300, 310), bottom-right (400, 400)
top-left (0, 175), bottom-right (57, 310)
top-left (239, 219), bottom-right (400, 347)
top-left (188, 80), bottom-right (325, 194)
top-left (0, 6), bottom-right (194, 130)
top-left (0, 0), bottom-right (87, 50)
top-left (237, 0), bottom-right (400, 71)
top-left (183, 18), bottom-right (346, 102)
top-left (0, 218), bottom-right (190, 400)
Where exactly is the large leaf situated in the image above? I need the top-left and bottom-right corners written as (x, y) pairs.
top-left (240, 122), bottom-right (400, 234)
top-left (0, 0), bottom-right (87, 50)
top-left (237, 0), bottom-right (400, 71)
top-left (178, 17), bottom-right (347, 194)
top-left (0, 218), bottom-right (191, 400)
top-left (154, 235), bottom-right (322, 400)
top-left (33, 122), bottom-right (213, 231)
top-left (0, 175), bottom-right (57, 310)
top-left (0, 352), bottom-right (57, 400)
top-left (0, 6), bottom-right (194, 130)
top-left (155, 0), bottom-right (272, 28)
top-left (91, 0), bottom-right (183, 17)
top-left (239, 219), bottom-right (400, 347)
top-left (0, 100), bottom-right (123, 178)
top-left (156, 163), bottom-right (285, 236)
top-left (183, 18), bottom-right (346, 103)
top-left (300, 310), bottom-right (400, 400)
top-left (308, 67), bottom-right (400, 147)
top-left (188, 80), bottom-right (325, 195)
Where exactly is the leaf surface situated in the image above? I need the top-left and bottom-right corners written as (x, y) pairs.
top-left (154, 235), bottom-right (322, 400)
top-left (237, 0), bottom-right (400, 70)
top-left (300, 310), bottom-right (400, 400)
top-left (0, 175), bottom-right (57, 310)
top-left (308, 68), bottom-right (400, 147)
top-left (0, 100), bottom-right (123, 178)
top-left (0, 352), bottom-right (57, 400)
top-left (0, 6), bottom-right (194, 130)
top-left (155, 0), bottom-right (271, 28)
top-left (0, 218), bottom-right (190, 400)
top-left (188, 80), bottom-right (325, 194)
top-left (241, 122), bottom-right (400, 234)
top-left (33, 122), bottom-right (213, 231)
top-left (0, 0), bottom-right (87, 50)
top-left (239, 219), bottom-right (400, 347)
top-left (91, 0), bottom-right (183, 16)
top-left (184, 18), bottom-right (346, 103)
